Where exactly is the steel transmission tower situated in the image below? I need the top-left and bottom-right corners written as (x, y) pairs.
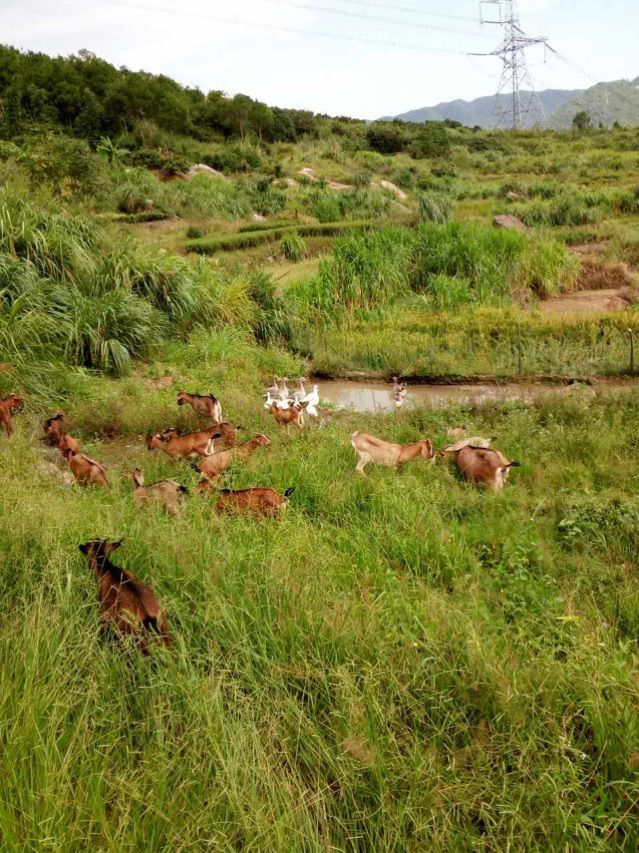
top-left (475, 0), bottom-right (550, 129)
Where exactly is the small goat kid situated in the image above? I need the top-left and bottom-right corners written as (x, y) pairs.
top-left (268, 402), bottom-right (305, 431)
top-left (195, 434), bottom-right (272, 486)
top-left (453, 445), bottom-right (520, 492)
top-left (132, 468), bottom-right (188, 516)
top-left (351, 431), bottom-right (434, 476)
top-left (0, 393), bottom-right (24, 437)
top-left (79, 539), bottom-right (172, 653)
top-left (63, 448), bottom-right (109, 488)
top-left (213, 487), bottom-right (294, 517)
top-left (177, 390), bottom-right (222, 422)
top-left (43, 412), bottom-right (80, 453)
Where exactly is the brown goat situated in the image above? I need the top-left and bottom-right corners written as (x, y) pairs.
top-left (453, 445), bottom-right (520, 492)
top-left (132, 468), bottom-right (188, 516)
top-left (146, 424), bottom-right (222, 460)
top-left (0, 393), bottom-right (24, 437)
top-left (63, 448), bottom-right (109, 488)
top-left (44, 412), bottom-right (64, 446)
top-left (212, 486), bottom-right (294, 517)
top-left (350, 431), bottom-right (434, 476)
top-left (43, 412), bottom-right (80, 453)
top-left (195, 433), bottom-right (272, 485)
top-left (268, 402), bottom-right (305, 431)
top-left (177, 390), bottom-right (222, 422)
top-left (79, 539), bottom-right (172, 654)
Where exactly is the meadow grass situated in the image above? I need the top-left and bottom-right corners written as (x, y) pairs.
top-left (2, 386), bottom-right (639, 849)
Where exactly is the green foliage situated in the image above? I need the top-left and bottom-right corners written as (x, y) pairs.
top-left (418, 191), bottom-right (452, 223)
top-left (281, 233), bottom-right (305, 261)
top-left (411, 123), bottom-right (452, 159)
top-left (366, 123), bottom-right (406, 154)
top-left (573, 110), bottom-right (593, 132)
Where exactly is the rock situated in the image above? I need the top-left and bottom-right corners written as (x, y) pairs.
top-left (380, 179), bottom-right (408, 201)
top-left (187, 163), bottom-right (226, 179)
top-left (493, 214), bottom-right (528, 232)
top-left (506, 191), bottom-right (526, 202)
top-left (298, 167), bottom-right (318, 181)
top-left (284, 178), bottom-right (299, 188)
top-left (143, 199), bottom-right (154, 210)
top-left (327, 180), bottom-right (350, 191)
top-left (251, 213), bottom-right (267, 222)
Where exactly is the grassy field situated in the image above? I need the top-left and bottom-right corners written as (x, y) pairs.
top-left (3, 386), bottom-right (639, 849)
top-left (4, 111), bottom-right (639, 849)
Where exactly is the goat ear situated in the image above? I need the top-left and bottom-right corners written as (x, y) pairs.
top-left (78, 543), bottom-right (88, 554)
top-left (111, 539), bottom-right (125, 551)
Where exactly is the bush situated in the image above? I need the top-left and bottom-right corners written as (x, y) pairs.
top-left (309, 191), bottom-right (342, 223)
top-left (281, 233), bottom-right (305, 261)
top-left (419, 192), bottom-right (451, 224)
top-left (366, 124), bottom-right (406, 154)
top-left (203, 142), bottom-right (262, 173)
top-left (411, 124), bottom-right (451, 159)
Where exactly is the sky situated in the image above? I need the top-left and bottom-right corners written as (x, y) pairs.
top-left (2, 0), bottom-right (638, 118)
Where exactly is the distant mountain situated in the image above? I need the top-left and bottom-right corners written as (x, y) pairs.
top-left (547, 78), bottom-right (639, 129)
top-left (385, 89), bottom-right (582, 129)
top-left (386, 78), bottom-right (639, 130)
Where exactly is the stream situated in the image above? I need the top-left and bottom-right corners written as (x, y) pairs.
top-left (314, 378), bottom-right (639, 414)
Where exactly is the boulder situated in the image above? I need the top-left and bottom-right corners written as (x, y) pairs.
top-left (251, 213), bottom-right (267, 222)
top-left (493, 214), bottom-right (528, 232)
top-left (187, 163), bottom-right (226, 179)
top-left (506, 191), bottom-right (526, 202)
top-left (380, 179), bottom-right (408, 201)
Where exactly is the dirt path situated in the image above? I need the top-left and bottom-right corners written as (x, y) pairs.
top-left (539, 288), bottom-right (630, 316)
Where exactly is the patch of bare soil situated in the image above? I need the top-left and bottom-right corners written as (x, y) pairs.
top-left (568, 241), bottom-right (609, 257)
top-left (539, 288), bottom-right (634, 317)
top-left (575, 257), bottom-right (634, 292)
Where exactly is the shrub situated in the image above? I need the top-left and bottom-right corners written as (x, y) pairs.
top-left (411, 124), bottom-right (451, 159)
top-left (309, 191), bottom-right (342, 223)
top-left (281, 233), bottom-right (305, 261)
top-left (366, 124), bottom-right (406, 154)
top-left (419, 192), bottom-right (451, 224)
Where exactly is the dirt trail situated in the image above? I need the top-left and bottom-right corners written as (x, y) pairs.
top-left (538, 244), bottom-right (638, 317)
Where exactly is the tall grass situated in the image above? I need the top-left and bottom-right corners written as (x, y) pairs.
top-left (2, 391), bottom-right (639, 848)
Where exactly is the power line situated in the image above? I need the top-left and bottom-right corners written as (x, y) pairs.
top-left (253, 0), bottom-right (494, 40)
top-left (322, 0), bottom-right (477, 24)
top-left (91, 0), bottom-right (476, 56)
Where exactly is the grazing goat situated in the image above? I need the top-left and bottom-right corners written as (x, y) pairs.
top-left (0, 393), bottom-right (24, 437)
top-left (351, 431), bottom-right (434, 476)
top-left (177, 391), bottom-right (222, 423)
top-left (146, 424), bottom-right (223, 460)
top-left (43, 412), bottom-right (80, 454)
top-left (453, 445), bottom-right (520, 492)
top-left (446, 426), bottom-right (467, 439)
top-left (268, 402), bottom-right (305, 431)
top-left (79, 539), bottom-right (172, 653)
top-left (195, 433), bottom-right (272, 485)
top-left (131, 468), bottom-right (188, 516)
top-left (213, 486), bottom-right (294, 517)
top-left (63, 448), bottom-right (109, 488)
top-left (439, 436), bottom-right (494, 462)
top-left (44, 412), bottom-right (64, 446)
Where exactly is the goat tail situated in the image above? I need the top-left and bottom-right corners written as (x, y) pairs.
top-left (504, 461), bottom-right (521, 469)
top-left (284, 487), bottom-right (295, 498)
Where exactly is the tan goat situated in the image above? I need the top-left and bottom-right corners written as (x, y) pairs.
top-left (79, 539), bottom-right (172, 654)
top-left (177, 391), bottom-right (222, 423)
top-left (131, 468), bottom-right (188, 516)
top-left (0, 393), bottom-right (24, 437)
top-left (453, 445), bottom-right (520, 492)
top-left (63, 448), bottom-right (109, 488)
top-left (350, 431), bottom-right (434, 476)
top-left (146, 424), bottom-right (223, 460)
top-left (195, 433), bottom-right (272, 486)
top-left (212, 486), bottom-right (294, 517)
top-left (268, 402), bottom-right (305, 431)
top-left (43, 412), bottom-right (80, 454)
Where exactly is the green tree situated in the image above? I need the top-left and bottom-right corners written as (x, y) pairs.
top-left (572, 110), bottom-right (593, 132)
top-left (366, 123), bottom-right (406, 154)
top-left (74, 89), bottom-right (103, 145)
top-left (411, 123), bottom-right (451, 159)
top-left (1, 86), bottom-right (24, 139)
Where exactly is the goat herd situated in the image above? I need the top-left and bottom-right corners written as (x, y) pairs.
top-left (0, 382), bottom-right (520, 655)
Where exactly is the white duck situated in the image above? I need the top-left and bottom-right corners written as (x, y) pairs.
top-left (264, 388), bottom-right (290, 410)
top-left (291, 377), bottom-right (308, 405)
top-left (301, 383), bottom-right (320, 418)
top-left (392, 376), bottom-right (408, 410)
